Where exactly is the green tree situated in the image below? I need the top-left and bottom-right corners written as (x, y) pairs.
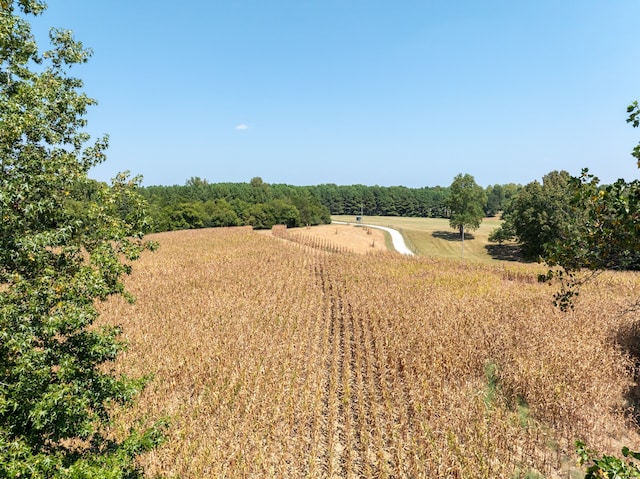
top-left (539, 104), bottom-right (640, 308)
top-left (164, 202), bottom-right (208, 230)
top-left (184, 176), bottom-right (209, 201)
top-left (494, 171), bottom-right (577, 261)
top-left (250, 176), bottom-right (269, 203)
top-left (543, 170), bottom-right (640, 309)
top-left (0, 2), bottom-right (164, 477)
top-left (484, 183), bottom-right (522, 217)
top-left (540, 102), bottom-right (640, 475)
top-left (545, 173), bottom-right (640, 272)
top-left (628, 100), bottom-right (640, 166)
top-left (290, 193), bottom-right (330, 226)
top-left (447, 173), bottom-right (487, 246)
top-left (488, 221), bottom-right (515, 244)
top-left (203, 198), bottom-right (241, 227)
top-left (244, 199), bottom-right (301, 229)
top-left (576, 441), bottom-right (640, 479)
top-left (484, 184), bottom-right (504, 217)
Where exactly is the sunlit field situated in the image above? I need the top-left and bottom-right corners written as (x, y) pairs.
top-left (332, 215), bottom-right (509, 262)
top-left (268, 223), bottom-right (390, 255)
top-left (99, 227), bottom-right (640, 478)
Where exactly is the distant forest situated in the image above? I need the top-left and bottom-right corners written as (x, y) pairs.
top-left (138, 177), bottom-right (521, 232)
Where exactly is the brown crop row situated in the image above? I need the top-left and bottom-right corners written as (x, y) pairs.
top-left (271, 224), bottom-right (355, 255)
top-left (97, 227), bottom-right (640, 478)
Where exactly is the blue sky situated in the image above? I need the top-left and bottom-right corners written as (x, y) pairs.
top-left (30, 1), bottom-right (640, 187)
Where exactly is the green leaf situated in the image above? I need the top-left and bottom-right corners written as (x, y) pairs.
top-left (0, 1), bottom-right (163, 476)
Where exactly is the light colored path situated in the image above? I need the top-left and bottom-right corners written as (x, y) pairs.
top-left (332, 221), bottom-right (415, 256)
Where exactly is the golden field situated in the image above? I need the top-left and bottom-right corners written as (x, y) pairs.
top-left (98, 226), bottom-right (640, 478)
top-left (268, 223), bottom-right (390, 254)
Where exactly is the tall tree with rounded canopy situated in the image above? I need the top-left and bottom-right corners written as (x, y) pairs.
top-left (0, 2), bottom-right (164, 477)
top-left (491, 170), bottom-right (576, 261)
top-left (447, 173), bottom-right (487, 255)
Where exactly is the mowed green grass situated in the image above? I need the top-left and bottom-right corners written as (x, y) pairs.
top-left (332, 215), bottom-right (515, 262)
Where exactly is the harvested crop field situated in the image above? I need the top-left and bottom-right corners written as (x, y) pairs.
top-left (266, 223), bottom-right (390, 254)
top-left (99, 226), bottom-right (640, 478)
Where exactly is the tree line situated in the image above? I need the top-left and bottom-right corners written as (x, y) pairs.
top-left (79, 164), bottom-right (638, 282)
top-left (138, 177), bottom-right (521, 232)
top-left (139, 176), bottom-right (331, 231)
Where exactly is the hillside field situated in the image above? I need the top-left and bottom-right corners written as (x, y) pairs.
top-left (99, 226), bottom-right (640, 478)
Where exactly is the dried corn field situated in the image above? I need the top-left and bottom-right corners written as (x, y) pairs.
top-left (98, 227), bottom-right (640, 478)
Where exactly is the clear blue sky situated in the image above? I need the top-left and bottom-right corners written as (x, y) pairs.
top-left (30, 1), bottom-right (640, 188)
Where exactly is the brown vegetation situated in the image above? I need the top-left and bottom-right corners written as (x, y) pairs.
top-left (98, 227), bottom-right (640, 478)
top-left (269, 223), bottom-right (388, 254)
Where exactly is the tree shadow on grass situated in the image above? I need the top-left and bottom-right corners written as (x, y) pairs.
top-left (613, 317), bottom-right (640, 427)
top-left (485, 244), bottom-right (525, 262)
top-left (432, 230), bottom-right (475, 242)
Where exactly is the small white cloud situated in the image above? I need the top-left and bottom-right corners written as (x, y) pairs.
top-left (235, 124), bottom-right (249, 131)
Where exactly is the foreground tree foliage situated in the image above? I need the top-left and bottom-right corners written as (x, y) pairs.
top-left (541, 103), bottom-right (640, 476)
top-left (576, 441), bottom-right (640, 479)
top-left (542, 103), bottom-right (640, 310)
top-left (0, 2), bottom-right (164, 477)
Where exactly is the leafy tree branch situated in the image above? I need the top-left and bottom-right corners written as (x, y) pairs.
top-left (0, 2), bottom-right (165, 477)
